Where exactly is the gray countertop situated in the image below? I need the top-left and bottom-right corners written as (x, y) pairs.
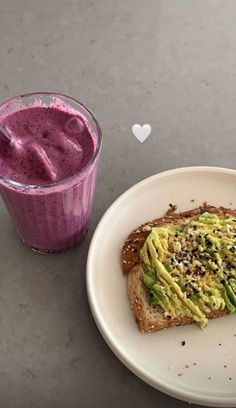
top-left (0, 1), bottom-right (235, 407)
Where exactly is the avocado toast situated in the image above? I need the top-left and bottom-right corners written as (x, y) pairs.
top-left (121, 203), bottom-right (236, 333)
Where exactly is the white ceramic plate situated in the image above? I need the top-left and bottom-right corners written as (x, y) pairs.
top-left (86, 167), bottom-right (236, 407)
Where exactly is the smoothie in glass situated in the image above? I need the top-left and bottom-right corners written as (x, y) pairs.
top-left (0, 93), bottom-right (101, 252)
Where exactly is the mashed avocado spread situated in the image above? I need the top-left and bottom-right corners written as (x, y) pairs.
top-left (140, 212), bottom-right (236, 328)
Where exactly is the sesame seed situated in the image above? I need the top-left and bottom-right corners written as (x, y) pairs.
top-left (142, 225), bottom-right (152, 232)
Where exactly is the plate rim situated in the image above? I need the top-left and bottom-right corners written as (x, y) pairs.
top-left (86, 166), bottom-right (236, 407)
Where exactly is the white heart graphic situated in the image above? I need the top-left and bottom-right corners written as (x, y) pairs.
top-left (132, 124), bottom-right (152, 143)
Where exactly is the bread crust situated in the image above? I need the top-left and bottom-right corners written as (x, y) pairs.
top-left (122, 204), bottom-right (235, 333)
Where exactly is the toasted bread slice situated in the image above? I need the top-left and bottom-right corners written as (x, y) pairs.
top-left (121, 203), bottom-right (236, 333)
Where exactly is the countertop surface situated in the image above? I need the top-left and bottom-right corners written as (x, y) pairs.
top-left (0, 0), bottom-right (236, 407)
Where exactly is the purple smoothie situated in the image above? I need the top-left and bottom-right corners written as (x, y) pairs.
top-left (0, 93), bottom-right (101, 252)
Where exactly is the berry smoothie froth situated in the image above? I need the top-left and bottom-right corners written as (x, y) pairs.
top-left (0, 106), bottom-right (95, 185)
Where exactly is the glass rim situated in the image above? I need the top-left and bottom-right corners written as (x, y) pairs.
top-left (0, 92), bottom-right (102, 190)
